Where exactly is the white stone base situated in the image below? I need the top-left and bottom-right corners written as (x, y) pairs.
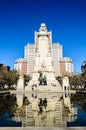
top-left (25, 80), bottom-right (62, 92)
top-left (17, 78), bottom-right (24, 90)
top-left (25, 71), bottom-right (62, 92)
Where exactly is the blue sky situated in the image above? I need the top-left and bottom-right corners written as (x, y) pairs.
top-left (0, 0), bottom-right (86, 73)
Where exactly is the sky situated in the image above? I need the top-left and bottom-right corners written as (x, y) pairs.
top-left (0, 0), bottom-right (86, 73)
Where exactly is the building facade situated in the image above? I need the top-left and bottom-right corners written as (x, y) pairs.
top-left (14, 58), bottom-right (27, 75)
top-left (24, 44), bottom-right (35, 75)
top-left (52, 43), bottom-right (63, 76)
top-left (0, 64), bottom-right (10, 72)
top-left (14, 23), bottom-right (74, 76)
top-left (81, 60), bottom-right (86, 73)
top-left (60, 57), bottom-right (74, 76)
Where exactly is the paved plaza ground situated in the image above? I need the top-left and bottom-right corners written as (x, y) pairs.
top-left (0, 127), bottom-right (85, 130)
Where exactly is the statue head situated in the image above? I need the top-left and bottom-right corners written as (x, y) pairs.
top-left (19, 72), bottom-right (24, 78)
top-left (63, 71), bottom-right (68, 76)
top-left (39, 23), bottom-right (47, 32)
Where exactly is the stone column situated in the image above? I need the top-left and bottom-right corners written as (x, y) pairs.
top-left (62, 71), bottom-right (70, 91)
top-left (17, 72), bottom-right (24, 90)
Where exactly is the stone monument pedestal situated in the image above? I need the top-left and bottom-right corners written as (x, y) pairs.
top-left (62, 72), bottom-right (70, 91)
top-left (17, 72), bottom-right (24, 91)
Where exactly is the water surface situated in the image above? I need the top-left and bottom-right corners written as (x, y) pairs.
top-left (0, 92), bottom-right (86, 127)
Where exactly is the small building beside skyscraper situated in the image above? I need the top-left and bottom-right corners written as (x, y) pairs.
top-left (14, 23), bottom-right (74, 76)
top-left (60, 57), bottom-right (74, 76)
top-left (0, 64), bottom-right (10, 72)
top-left (14, 58), bottom-right (27, 75)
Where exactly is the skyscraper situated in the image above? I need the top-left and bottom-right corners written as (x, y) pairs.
top-left (52, 43), bottom-right (63, 76)
top-left (24, 44), bottom-right (35, 75)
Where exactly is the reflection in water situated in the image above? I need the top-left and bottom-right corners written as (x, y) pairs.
top-left (0, 94), bottom-right (17, 117)
top-left (0, 94), bottom-right (22, 126)
top-left (14, 92), bottom-right (77, 127)
top-left (1, 93), bottom-right (86, 127)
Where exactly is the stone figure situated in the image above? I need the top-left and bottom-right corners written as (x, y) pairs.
top-left (43, 75), bottom-right (47, 85)
top-left (38, 72), bottom-right (43, 85)
top-left (39, 23), bottom-right (47, 32)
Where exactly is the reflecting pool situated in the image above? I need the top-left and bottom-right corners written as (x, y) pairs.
top-left (0, 92), bottom-right (86, 127)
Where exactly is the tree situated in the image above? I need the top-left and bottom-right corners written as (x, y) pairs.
top-left (81, 70), bottom-right (86, 90)
top-left (0, 70), bottom-right (19, 90)
top-left (5, 70), bottom-right (19, 89)
top-left (69, 74), bottom-right (81, 90)
top-left (0, 71), bottom-right (6, 89)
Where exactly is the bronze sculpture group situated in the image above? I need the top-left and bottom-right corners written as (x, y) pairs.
top-left (38, 72), bottom-right (47, 85)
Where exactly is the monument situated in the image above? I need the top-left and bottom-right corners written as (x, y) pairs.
top-left (26, 23), bottom-right (62, 92)
top-left (62, 71), bottom-right (70, 91)
top-left (17, 72), bottom-right (24, 91)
